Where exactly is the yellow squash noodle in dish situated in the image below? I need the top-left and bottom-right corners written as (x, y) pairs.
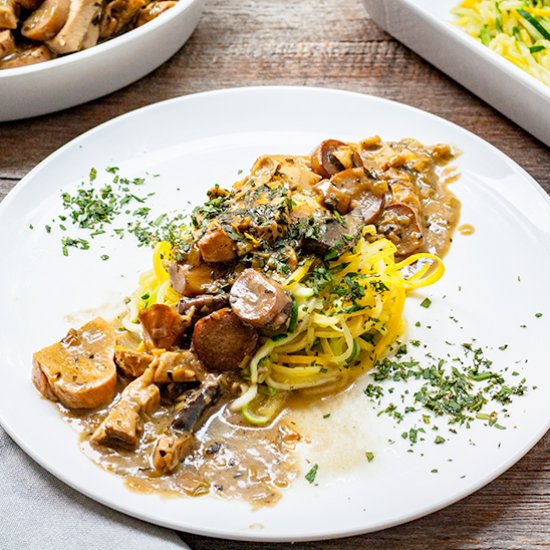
top-left (124, 225), bottom-right (444, 425)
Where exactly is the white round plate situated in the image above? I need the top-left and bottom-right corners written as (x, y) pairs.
top-left (0, 87), bottom-right (548, 541)
top-left (0, 0), bottom-right (204, 121)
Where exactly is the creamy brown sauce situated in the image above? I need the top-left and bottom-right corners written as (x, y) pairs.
top-left (369, 139), bottom-right (461, 258)
top-left (60, 398), bottom-right (301, 507)
top-left (458, 223), bottom-right (475, 236)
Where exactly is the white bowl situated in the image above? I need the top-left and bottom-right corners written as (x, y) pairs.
top-left (363, 0), bottom-right (550, 146)
top-left (0, 0), bottom-right (205, 121)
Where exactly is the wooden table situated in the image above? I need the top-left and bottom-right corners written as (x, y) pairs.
top-left (1, 0), bottom-right (548, 547)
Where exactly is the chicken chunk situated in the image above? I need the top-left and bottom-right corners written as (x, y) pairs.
top-left (46, 0), bottom-right (102, 54)
top-left (32, 318), bottom-right (117, 410)
top-left (153, 432), bottom-right (194, 473)
top-left (197, 226), bottom-right (237, 263)
top-left (91, 367), bottom-right (160, 449)
top-left (138, 303), bottom-right (189, 349)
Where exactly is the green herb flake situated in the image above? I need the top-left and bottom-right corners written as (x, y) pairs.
top-left (420, 297), bottom-right (432, 309)
top-left (365, 451), bottom-right (375, 463)
top-left (305, 464), bottom-right (318, 484)
top-left (434, 435), bottom-right (446, 445)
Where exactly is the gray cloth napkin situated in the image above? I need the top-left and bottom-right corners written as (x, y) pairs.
top-left (0, 427), bottom-right (189, 550)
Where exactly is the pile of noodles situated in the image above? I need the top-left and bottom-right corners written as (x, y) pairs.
top-left (122, 226), bottom-right (444, 424)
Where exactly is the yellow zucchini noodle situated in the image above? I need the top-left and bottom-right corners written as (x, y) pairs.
top-left (453, 0), bottom-right (550, 86)
top-left (122, 225), bottom-right (444, 423)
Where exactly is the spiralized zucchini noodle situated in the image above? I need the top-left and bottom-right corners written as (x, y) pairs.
top-left (453, 0), bottom-right (550, 86)
top-left (122, 225), bottom-right (444, 424)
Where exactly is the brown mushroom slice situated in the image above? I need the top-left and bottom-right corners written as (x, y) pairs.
top-left (315, 167), bottom-right (386, 218)
top-left (0, 0), bottom-right (18, 29)
top-left (168, 261), bottom-right (187, 294)
top-left (46, 0), bottom-right (102, 54)
top-left (192, 308), bottom-right (258, 372)
top-left (138, 303), bottom-right (189, 349)
top-left (313, 179), bottom-right (351, 214)
top-left (377, 203), bottom-right (424, 258)
top-left (177, 292), bottom-right (229, 318)
top-left (302, 211), bottom-right (363, 257)
top-left (16, 0), bottom-right (43, 9)
top-left (311, 139), bottom-right (351, 179)
top-left (153, 377), bottom-right (220, 473)
top-left (21, 0), bottom-right (70, 41)
top-left (0, 44), bottom-right (54, 69)
top-left (171, 377), bottom-right (220, 431)
top-left (99, 0), bottom-right (146, 39)
top-left (135, 0), bottom-right (175, 26)
top-left (230, 268), bottom-right (292, 329)
top-left (0, 29), bottom-right (15, 60)
top-left (32, 317), bottom-right (117, 410)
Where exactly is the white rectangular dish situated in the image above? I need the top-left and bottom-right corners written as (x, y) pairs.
top-left (363, 0), bottom-right (550, 146)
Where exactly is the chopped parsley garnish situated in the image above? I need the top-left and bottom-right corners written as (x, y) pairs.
top-left (364, 342), bottom-right (528, 445)
top-left (420, 297), bottom-right (432, 308)
top-left (365, 451), bottom-right (375, 462)
top-left (305, 464), bottom-right (318, 484)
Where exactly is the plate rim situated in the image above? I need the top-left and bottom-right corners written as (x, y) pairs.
top-left (1, 86), bottom-right (549, 542)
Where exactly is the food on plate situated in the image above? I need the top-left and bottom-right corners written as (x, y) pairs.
top-left (0, 0), bottom-right (178, 69)
top-left (453, 0), bottom-right (550, 86)
top-left (32, 136), bottom-right (460, 503)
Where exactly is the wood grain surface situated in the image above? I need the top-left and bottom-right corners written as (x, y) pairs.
top-left (1, 0), bottom-right (548, 547)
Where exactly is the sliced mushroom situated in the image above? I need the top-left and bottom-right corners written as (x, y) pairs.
top-left (139, 303), bottom-right (190, 349)
top-left (192, 308), bottom-right (258, 372)
top-left (0, 44), bottom-right (54, 68)
top-left (99, 0), bottom-right (146, 39)
top-left (311, 139), bottom-right (350, 179)
top-left (313, 179), bottom-right (351, 214)
top-left (168, 261), bottom-right (187, 294)
top-left (302, 212), bottom-right (363, 257)
top-left (0, 0), bottom-right (18, 29)
top-left (16, 0), bottom-right (43, 9)
top-left (230, 268), bottom-right (292, 329)
top-left (153, 377), bottom-right (220, 473)
top-left (135, 0), bottom-right (175, 26)
top-left (376, 203), bottom-right (424, 257)
top-left (0, 29), bottom-right (15, 60)
top-left (171, 377), bottom-right (220, 431)
top-left (46, 0), bottom-right (102, 54)
top-left (177, 292), bottom-right (229, 318)
top-left (22, 0), bottom-right (70, 41)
